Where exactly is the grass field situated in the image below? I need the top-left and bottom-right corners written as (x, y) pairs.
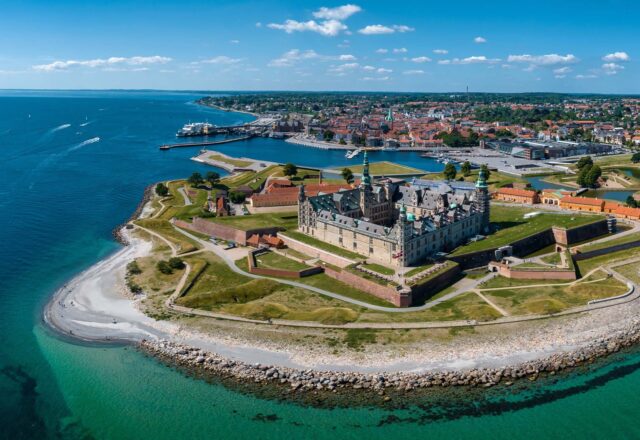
top-left (347, 161), bottom-right (425, 176)
top-left (208, 154), bottom-right (252, 168)
top-left (255, 251), bottom-right (308, 271)
top-left (361, 262), bottom-right (395, 275)
top-left (450, 205), bottom-right (604, 256)
top-left (576, 246), bottom-right (640, 274)
top-left (577, 232), bottom-right (640, 253)
top-left (613, 262), bottom-right (640, 285)
top-left (134, 219), bottom-right (200, 254)
top-left (481, 271), bottom-right (628, 315)
top-left (206, 211), bottom-right (298, 231)
top-left (540, 252), bottom-right (562, 265)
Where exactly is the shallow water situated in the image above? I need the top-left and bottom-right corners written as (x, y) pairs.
top-left (3, 90), bottom-right (640, 439)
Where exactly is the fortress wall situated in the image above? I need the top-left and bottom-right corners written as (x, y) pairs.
top-left (279, 234), bottom-right (355, 268)
top-left (408, 263), bottom-right (462, 305)
top-left (324, 267), bottom-right (409, 307)
top-left (553, 219), bottom-right (609, 245)
top-left (574, 240), bottom-right (640, 261)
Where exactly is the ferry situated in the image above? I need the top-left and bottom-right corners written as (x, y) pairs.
top-left (176, 122), bottom-right (216, 137)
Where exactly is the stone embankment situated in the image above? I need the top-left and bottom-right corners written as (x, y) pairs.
top-left (139, 319), bottom-right (640, 394)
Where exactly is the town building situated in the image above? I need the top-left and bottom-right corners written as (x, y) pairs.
top-left (493, 187), bottom-right (540, 204)
top-left (297, 152), bottom-right (490, 267)
top-left (559, 196), bottom-right (605, 213)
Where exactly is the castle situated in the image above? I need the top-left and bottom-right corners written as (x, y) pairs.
top-left (297, 152), bottom-right (490, 267)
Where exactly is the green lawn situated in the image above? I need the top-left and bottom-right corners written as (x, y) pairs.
top-left (540, 252), bottom-right (562, 265)
top-left (576, 246), bottom-right (640, 274)
top-left (134, 219), bottom-right (200, 254)
top-left (481, 272), bottom-right (628, 315)
top-left (281, 230), bottom-right (366, 260)
top-left (255, 251), bottom-right (309, 271)
top-left (361, 262), bottom-right (395, 276)
top-left (208, 154), bottom-right (252, 168)
top-left (577, 232), bottom-right (640, 253)
top-left (347, 161), bottom-right (425, 176)
top-left (613, 262), bottom-right (640, 285)
top-left (404, 262), bottom-right (435, 278)
top-left (450, 205), bottom-right (604, 256)
top-left (407, 261), bottom-right (459, 287)
top-left (206, 211), bottom-right (298, 231)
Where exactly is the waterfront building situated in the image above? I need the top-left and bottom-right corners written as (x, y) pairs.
top-left (297, 152), bottom-right (490, 267)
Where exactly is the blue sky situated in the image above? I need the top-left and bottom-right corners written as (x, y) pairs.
top-left (0, 0), bottom-right (638, 93)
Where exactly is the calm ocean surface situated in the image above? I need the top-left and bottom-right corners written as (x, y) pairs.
top-left (2, 90), bottom-right (640, 439)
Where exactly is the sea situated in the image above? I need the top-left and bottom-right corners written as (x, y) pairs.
top-left (2, 90), bottom-right (640, 439)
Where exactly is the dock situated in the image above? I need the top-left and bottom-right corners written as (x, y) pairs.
top-left (160, 135), bottom-right (253, 150)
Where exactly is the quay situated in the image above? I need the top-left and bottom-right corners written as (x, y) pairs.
top-left (160, 135), bottom-right (253, 150)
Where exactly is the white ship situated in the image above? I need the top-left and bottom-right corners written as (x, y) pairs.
top-left (176, 122), bottom-right (216, 137)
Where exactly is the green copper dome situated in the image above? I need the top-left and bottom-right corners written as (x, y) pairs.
top-left (476, 168), bottom-right (488, 188)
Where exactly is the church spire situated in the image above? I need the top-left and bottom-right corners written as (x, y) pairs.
top-left (361, 150), bottom-right (371, 188)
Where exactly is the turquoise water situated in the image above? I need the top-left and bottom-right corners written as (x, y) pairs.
top-left (3, 90), bottom-right (640, 439)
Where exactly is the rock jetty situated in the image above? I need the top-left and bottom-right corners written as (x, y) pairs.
top-left (139, 318), bottom-right (640, 394)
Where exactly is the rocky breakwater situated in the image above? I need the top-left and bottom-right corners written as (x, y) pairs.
top-left (139, 318), bottom-right (640, 397)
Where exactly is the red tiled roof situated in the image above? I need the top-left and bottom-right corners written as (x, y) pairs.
top-left (495, 187), bottom-right (537, 197)
top-left (560, 196), bottom-right (604, 206)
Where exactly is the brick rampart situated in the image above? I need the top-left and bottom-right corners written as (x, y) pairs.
top-left (574, 240), bottom-right (640, 261)
top-left (175, 218), bottom-right (281, 245)
top-left (324, 267), bottom-right (409, 306)
top-left (279, 234), bottom-right (356, 268)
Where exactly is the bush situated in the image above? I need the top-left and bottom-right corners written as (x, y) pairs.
top-left (127, 280), bottom-right (142, 294)
top-left (156, 260), bottom-right (173, 275)
top-left (168, 257), bottom-right (185, 270)
top-left (127, 260), bottom-right (142, 275)
top-left (155, 183), bottom-right (169, 197)
top-left (229, 191), bottom-right (246, 204)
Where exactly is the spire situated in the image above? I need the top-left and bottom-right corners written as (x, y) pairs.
top-left (298, 183), bottom-right (306, 202)
top-left (385, 108), bottom-right (394, 122)
top-left (476, 167), bottom-right (488, 189)
top-left (361, 150), bottom-right (371, 187)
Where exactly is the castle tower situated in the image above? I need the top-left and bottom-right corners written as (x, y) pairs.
top-left (298, 184), bottom-right (307, 229)
top-left (474, 168), bottom-right (490, 232)
top-left (396, 204), bottom-right (412, 266)
top-left (359, 150), bottom-right (373, 218)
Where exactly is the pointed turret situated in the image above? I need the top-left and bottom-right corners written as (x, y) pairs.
top-left (474, 167), bottom-right (490, 232)
top-left (361, 150), bottom-right (371, 188)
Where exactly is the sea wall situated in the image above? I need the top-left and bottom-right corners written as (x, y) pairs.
top-left (139, 320), bottom-right (640, 394)
top-left (279, 234), bottom-right (355, 268)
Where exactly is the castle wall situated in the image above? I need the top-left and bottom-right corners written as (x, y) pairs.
top-left (278, 234), bottom-right (356, 268)
top-left (324, 266), bottom-right (410, 307)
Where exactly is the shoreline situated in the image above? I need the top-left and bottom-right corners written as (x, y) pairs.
top-left (42, 195), bottom-right (640, 397)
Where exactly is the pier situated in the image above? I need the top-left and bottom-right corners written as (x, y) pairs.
top-left (160, 135), bottom-right (253, 150)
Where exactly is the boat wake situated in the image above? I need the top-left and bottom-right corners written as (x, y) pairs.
top-left (68, 137), bottom-right (100, 152)
top-left (51, 123), bottom-right (71, 133)
top-left (80, 121), bottom-right (92, 127)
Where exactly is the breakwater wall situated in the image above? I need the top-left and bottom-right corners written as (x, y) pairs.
top-left (139, 320), bottom-right (640, 395)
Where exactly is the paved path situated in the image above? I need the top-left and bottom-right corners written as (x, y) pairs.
top-left (178, 186), bottom-right (192, 206)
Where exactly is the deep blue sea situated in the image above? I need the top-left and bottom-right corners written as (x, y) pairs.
top-left (2, 90), bottom-right (640, 439)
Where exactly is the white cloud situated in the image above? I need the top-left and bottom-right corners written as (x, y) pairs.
top-left (377, 67), bottom-right (392, 73)
top-left (362, 76), bottom-right (390, 81)
top-left (553, 66), bottom-right (572, 75)
top-left (393, 47), bottom-right (408, 53)
top-left (438, 56), bottom-right (500, 65)
top-left (433, 49), bottom-right (448, 54)
top-left (411, 56), bottom-right (431, 63)
top-left (196, 56), bottom-right (243, 65)
top-left (268, 49), bottom-right (320, 67)
top-left (313, 4), bottom-right (362, 20)
top-left (602, 51), bottom-right (630, 62)
top-left (363, 65), bottom-right (376, 70)
top-left (507, 53), bottom-right (578, 66)
top-left (338, 54), bottom-right (357, 61)
top-left (267, 19), bottom-right (347, 37)
top-left (376, 48), bottom-right (388, 54)
top-left (602, 62), bottom-right (624, 75)
top-left (230, 39), bottom-right (240, 44)
top-left (474, 36), bottom-right (487, 43)
top-left (33, 55), bottom-right (171, 71)
top-left (576, 74), bottom-right (597, 79)
top-left (328, 62), bottom-right (360, 74)
top-left (403, 69), bottom-right (424, 75)
top-left (358, 24), bottom-right (414, 35)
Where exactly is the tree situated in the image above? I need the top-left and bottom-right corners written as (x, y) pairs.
top-left (205, 171), bottom-right (220, 186)
top-left (156, 260), bottom-right (173, 275)
top-left (187, 172), bottom-right (204, 187)
top-left (323, 130), bottom-right (335, 141)
top-left (631, 152), bottom-right (640, 163)
top-left (443, 163), bottom-right (457, 180)
top-left (229, 191), bottom-right (246, 204)
top-left (480, 164), bottom-right (491, 180)
top-left (576, 156), bottom-right (593, 171)
top-left (168, 257), bottom-right (185, 270)
top-left (461, 161), bottom-right (472, 177)
top-left (282, 163), bottom-right (298, 178)
top-left (626, 195), bottom-right (638, 208)
top-left (155, 182), bottom-right (169, 197)
top-left (341, 167), bottom-right (354, 184)
top-left (338, 138), bottom-right (347, 145)
top-left (584, 164), bottom-right (602, 188)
